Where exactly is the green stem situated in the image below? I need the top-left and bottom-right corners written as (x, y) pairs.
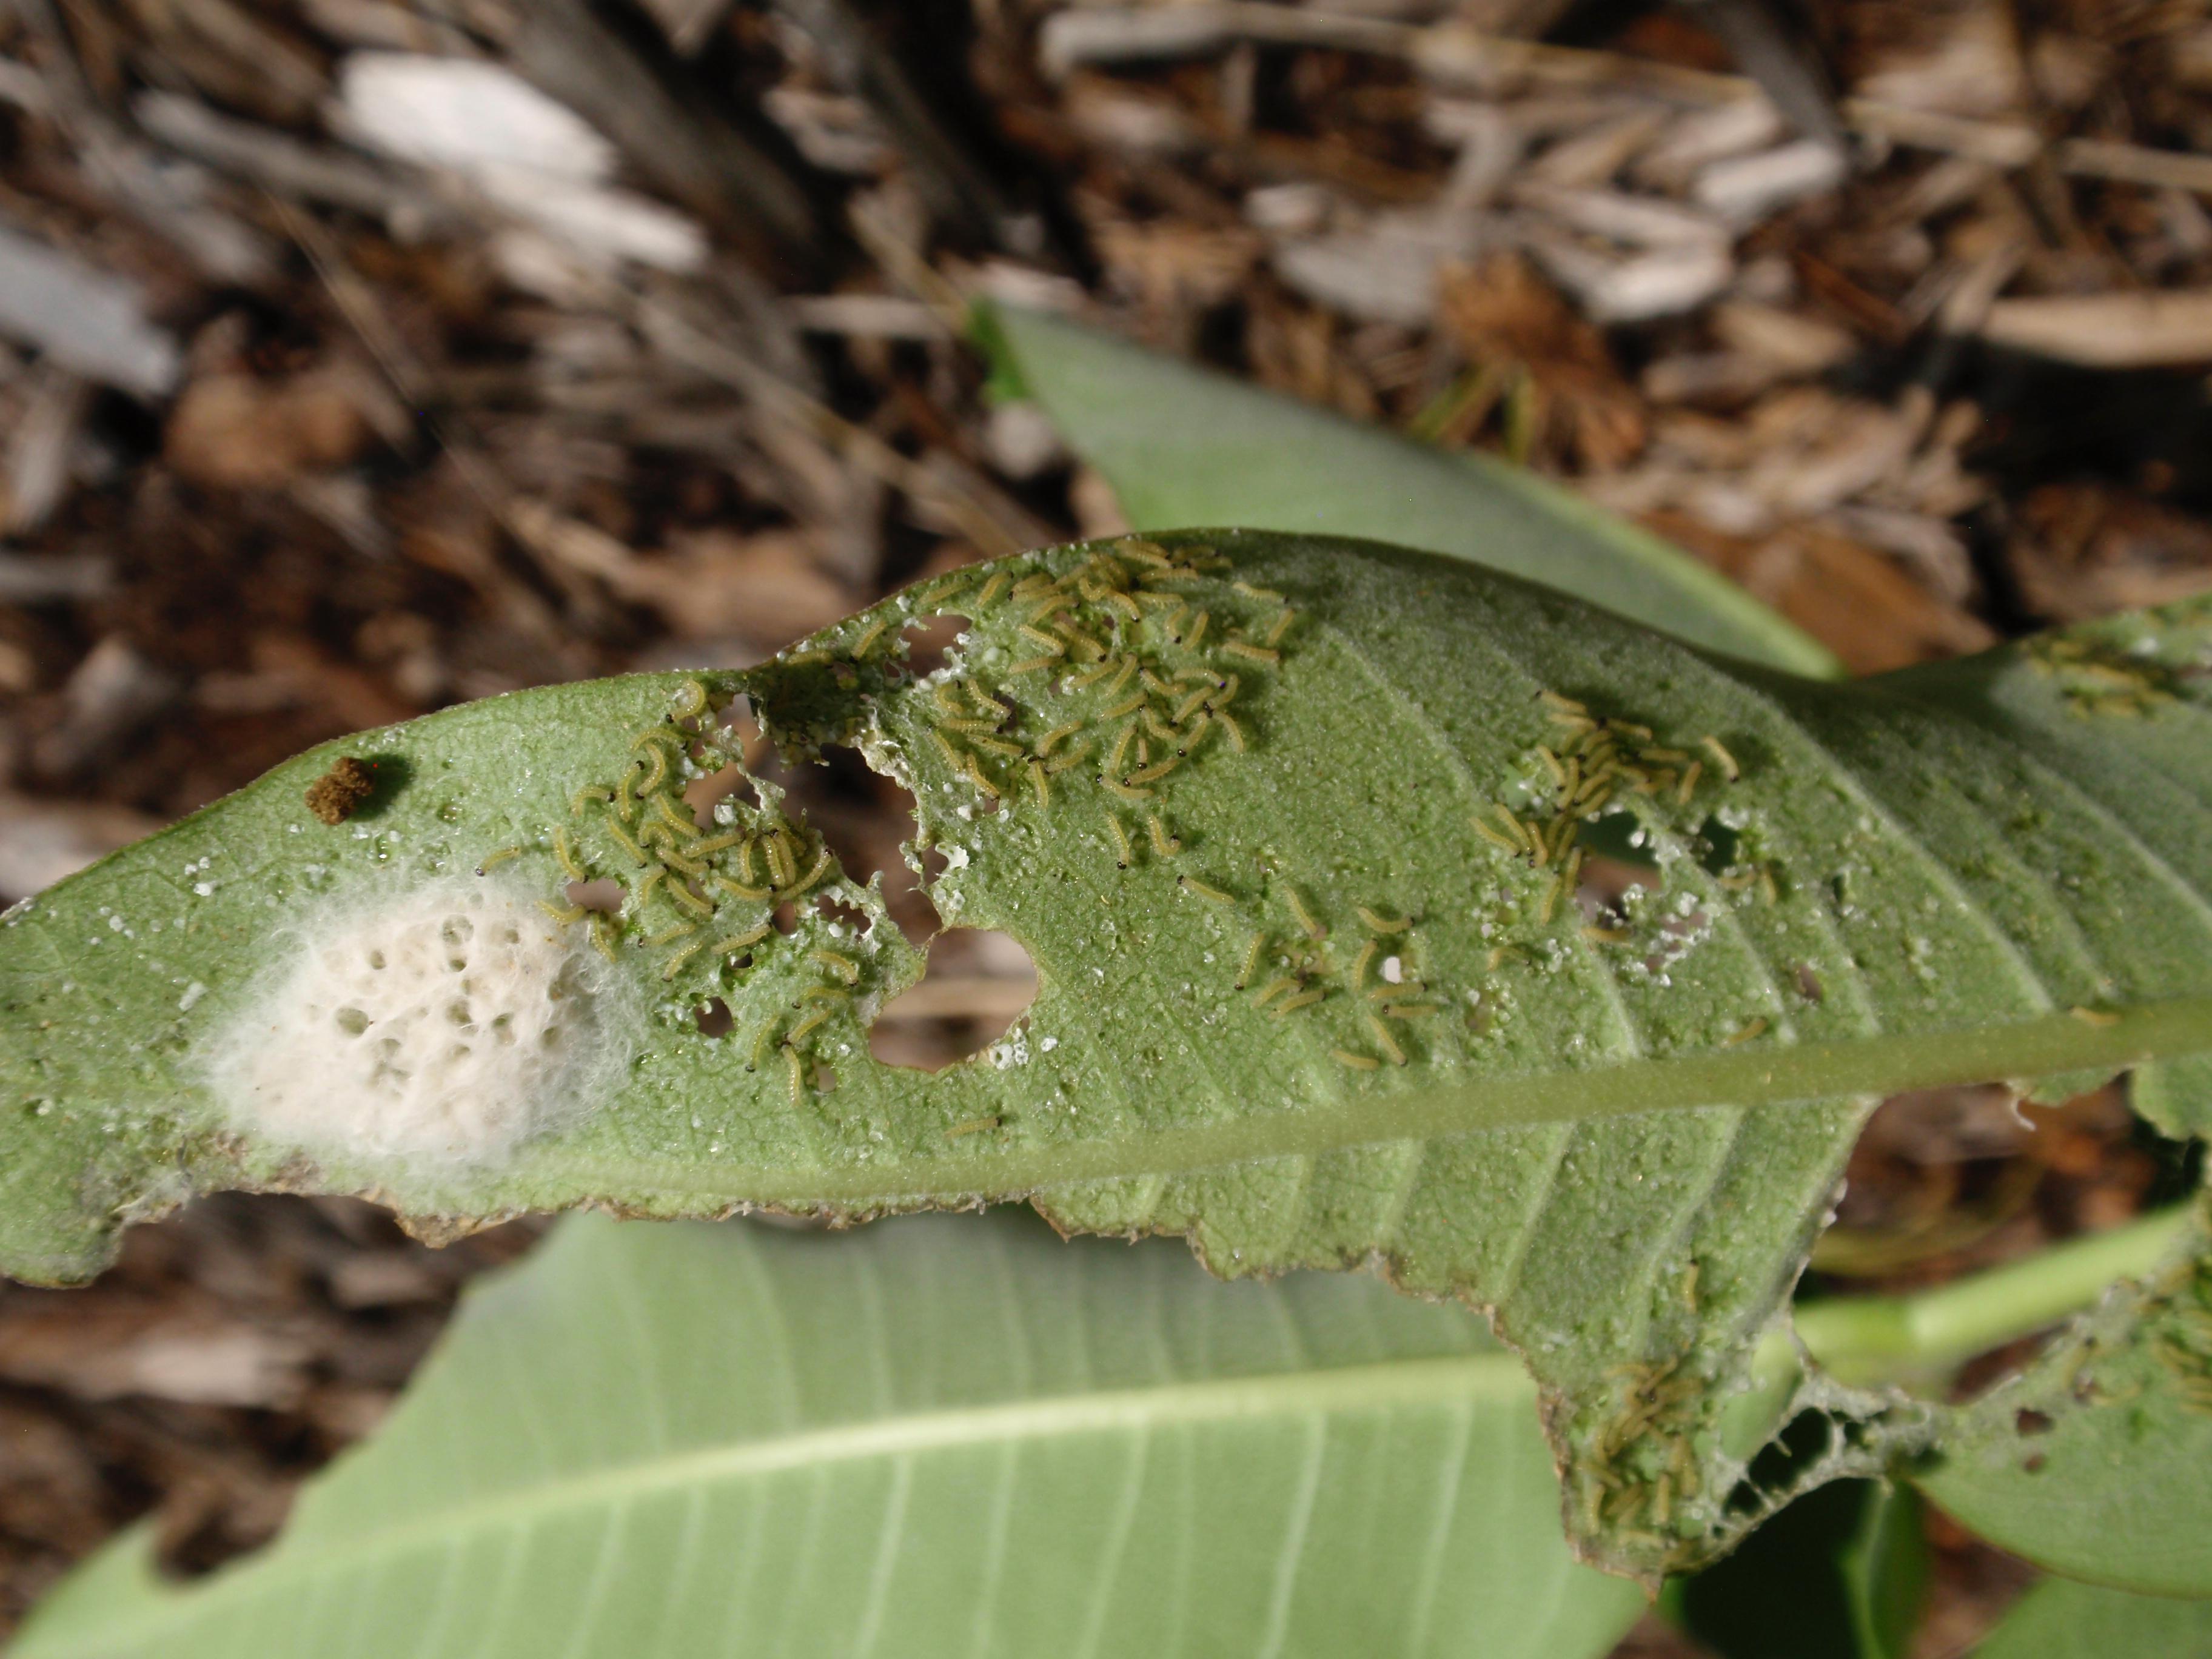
top-left (1786, 1206), bottom-right (2193, 1388)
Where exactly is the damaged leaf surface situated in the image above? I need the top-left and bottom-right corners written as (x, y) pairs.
top-left (4, 531), bottom-right (2210, 1579)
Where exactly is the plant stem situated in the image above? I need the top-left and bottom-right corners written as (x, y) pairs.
top-left (1787, 1206), bottom-right (2193, 1388)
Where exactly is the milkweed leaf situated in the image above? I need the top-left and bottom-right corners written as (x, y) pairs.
top-left (10, 1212), bottom-right (1646, 1659)
top-left (5, 532), bottom-right (2208, 1577)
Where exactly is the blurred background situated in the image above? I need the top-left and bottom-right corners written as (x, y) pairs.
top-left (1, 0), bottom-right (2208, 1647)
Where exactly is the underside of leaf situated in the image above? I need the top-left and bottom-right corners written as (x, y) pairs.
top-left (4, 531), bottom-right (2209, 1580)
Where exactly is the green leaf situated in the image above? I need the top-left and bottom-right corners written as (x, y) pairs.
top-left (1916, 1233), bottom-right (2212, 1596)
top-left (974, 301), bottom-right (1840, 677)
top-left (1971, 1578), bottom-right (2212, 1658)
top-left (7, 532), bottom-right (2211, 1578)
top-left (1671, 1480), bottom-right (1927, 1659)
top-left (10, 1211), bottom-right (1646, 1659)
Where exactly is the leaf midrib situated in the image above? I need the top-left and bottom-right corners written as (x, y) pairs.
top-left (48, 1349), bottom-right (1535, 1651)
top-left (552, 996), bottom-right (2212, 1204)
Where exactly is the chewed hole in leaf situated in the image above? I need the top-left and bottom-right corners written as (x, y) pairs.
top-left (900, 612), bottom-right (970, 679)
top-left (1734, 1409), bottom-right (1837, 1511)
top-left (1695, 814), bottom-right (1742, 876)
top-left (1575, 810), bottom-right (1660, 878)
top-left (868, 928), bottom-right (1037, 1071)
top-left (802, 746), bottom-right (934, 950)
top-left (695, 998), bottom-right (734, 1038)
top-left (1811, 1084), bottom-right (2043, 1281)
top-left (567, 879), bottom-right (622, 914)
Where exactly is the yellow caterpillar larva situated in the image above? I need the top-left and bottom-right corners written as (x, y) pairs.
top-left (589, 917), bottom-right (621, 962)
top-left (1181, 610), bottom-right (1210, 650)
top-left (1366, 1013), bottom-right (1407, 1067)
top-left (665, 879), bottom-right (715, 919)
top-left (1124, 757), bottom-right (1182, 787)
top-left (1105, 815), bottom-right (1134, 868)
top-left (1008, 655), bottom-right (1059, 675)
top-left (787, 1006), bottom-right (833, 1046)
top-left (537, 900), bottom-right (586, 925)
top-left (1538, 873), bottom-right (1564, 926)
top-left (671, 679), bottom-right (709, 720)
top-left (570, 785), bottom-right (611, 814)
top-left (962, 754), bottom-right (1002, 800)
top-left (1356, 907), bottom-right (1410, 933)
top-left (784, 846), bottom-right (835, 898)
top-left (1350, 938), bottom-right (1378, 990)
top-left (1217, 711), bottom-right (1247, 752)
top-left (783, 1044), bottom-right (806, 1107)
top-left (633, 742), bottom-right (670, 797)
top-left (809, 948), bottom-right (861, 984)
top-left (660, 936), bottom-right (712, 980)
top-left (712, 874), bottom-right (771, 903)
top-left (1676, 760), bottom-right (1703, 805)
top-left (1102, 777), bottom-right (1153, 803)
top-left (1145, 813), bottom-right (1181, 857)
top-left (647, 922), bottom-right (699, 947)
top-left (1382, 1002), bottom-right (1439, 1019)
top-left (1472, 818), bottom-right (1522, 854)
top-left (1284, 888), bottom-right (1325, 940)
top-left (719, 923), bottom-right (773, 953)
top-left (1700, 735), bottom-right (1741, 782)
top-left (477, 846), bottom-right (523, 876)
top-left (1104, 656), bottom-right (1139, 697)
top-left (659, 846), bottom-right (707, 879)
top-left (1253, 976), bottom-right (1298, 1007)
top-left (685, 830), bottom-right (748, 857)
top-left (1722, 1016), bottom-right (1768, 1045)
top-left (1178, 873), bottom-right (1233, 904)
top-left (945, 1115), bottom-right (1002, 1139)
top-left (1232, 581), bottom-right (1283, 601)
top-left (1037, 723), bottom-right (1084, 756)
top-left (1030, 759), bottom-right (1051, 808)
top-left (763, 832), bottom-right (797, 889)
top-left (1236, 934), bottom-right (1270, 989)
top-left (1263, 610), bottom-right (1295, 648)
top-left (1221, 641), bottom-right (1279, 664)
top-left (1102, 692), bottom-right (1147, 722)
top-left (970, 734), bottom-right (1025, 759)
top-left (1273, 988), bottom-right (1327, 1016)
top-left (973, 571), bottom-right (1011, 609)
top-left (1332, 1049), bottom-right (1382, 1071)
top-left (603, 813), bottom-right (648, 866)
top-left (851, 617), bottom-right (890, 659)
